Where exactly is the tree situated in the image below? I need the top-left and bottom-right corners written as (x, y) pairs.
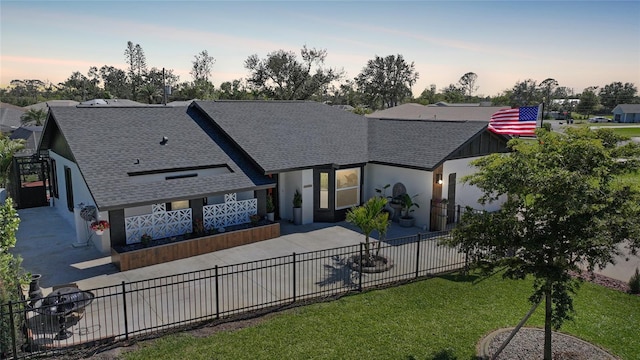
top-left (576, 86), bottom-right (599, 117)
top-left (124, 41), bottom-right (148, 100)
top-left (99, 65), bottom-right (129, 99)
top-left (346, 196), bottom-right (390, 263)
top-left (245, 45), bottom-right (341, 100)
top-left (458, 72), bottom-right (478, 99)
top-left (218, 79), bottom-right (253, 100)
top-left (190, 50), bottom-right (215, 83)
top-left (416, 84), bottom-right (442, 105)
top-left (444, 127), bottom-right (640, 360)
top-left (0, 135), bottom-right (24, 187)
top-left (20, 108), bottom-right (47, 126)
top-left (538, 78), bottom-right (558, 113)
top-left (441, 84), bottom-right (465, 103)
top-left (598, 82), bottom-right (638, 111)
top-left (510, 79), bottom-right (539, 107)
top-left (0, 197), bottom-right (27, 357)
top-left (355, 54), bottom-right (418, 109)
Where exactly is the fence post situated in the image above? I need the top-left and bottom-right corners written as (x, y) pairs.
top-left (292, 252), bottom-right (297, 303)
top-left (121, 281), bottom-right (129, 340)
top-left (415, 233), bottom-right (421, 279)
top-left (8, 301), bottom-right (17, 359)
top-left (358, 243), bottom-right (363, 292)
top-left (215, 265), bottom-right (220, 319)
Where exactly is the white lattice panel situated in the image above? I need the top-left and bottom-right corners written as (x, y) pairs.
top-left (203, 194), bottom-right (257, 230)
top-left (125, 208), bottom-right (192, 244)
top-left (152, 203), bottom-right (166, 213)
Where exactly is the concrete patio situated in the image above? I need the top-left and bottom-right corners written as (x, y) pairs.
top-left (13, 206), bottom-right (424, 291)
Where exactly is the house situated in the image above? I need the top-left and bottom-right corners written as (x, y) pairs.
top-left (612, 104), bottom-right (640, 123)
top-left (9, 126), bottom-right (43, 156)
top-left (367, 103), bottom-right (509, 121)
top-left (0, 102), bottom-right (26, 134)
top-left (37, 101), bottom-right (510, 262)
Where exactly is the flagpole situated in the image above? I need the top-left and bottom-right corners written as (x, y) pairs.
top-left (539, 102), bottom-right (544, 128)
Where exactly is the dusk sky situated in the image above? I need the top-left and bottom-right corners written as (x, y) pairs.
top-left (1, 1), bottom-right (639, 97)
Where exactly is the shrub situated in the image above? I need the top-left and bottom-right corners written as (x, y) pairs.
top-left (629, 268), bottom-right (640, 294)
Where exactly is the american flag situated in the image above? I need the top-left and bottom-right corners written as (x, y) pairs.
top-left (488, 106), bottom-right (540, 136)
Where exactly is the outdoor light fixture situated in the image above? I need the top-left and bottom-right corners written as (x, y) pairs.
top-left (435, 174), bottom-right (443, 185)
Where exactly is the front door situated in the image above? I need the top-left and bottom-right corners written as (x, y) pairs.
top-left (313, 169), bottom-right (335, 222)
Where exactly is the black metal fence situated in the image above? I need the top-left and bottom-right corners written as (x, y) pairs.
top-left (0, 230), bottom-right (466, 359)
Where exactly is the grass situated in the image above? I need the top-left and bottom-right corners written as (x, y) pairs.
top-left (121, 272), bottom-right (640, 360)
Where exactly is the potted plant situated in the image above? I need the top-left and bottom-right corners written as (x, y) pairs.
top-left (140, 233), bottom-right (152, 247)
top-left (292, 189), bottom-right (302, 225)
top-left (250, 214), bottom-right (261, 226)
top-left (90, 220), bottom-right (110, 235)
top-left (266, 194), bottom-right (275, 222)
top-left (397, 193), bottom-right (419, 227)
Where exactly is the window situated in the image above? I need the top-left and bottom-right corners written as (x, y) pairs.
top-left (335, 168), bottom-right (360, 209)
top-left (50, 159), bottom-right (58, 198)
top-left (64, 166), bottom-right (73, 212)
top-left (319, 172), bottom-right (329, 209)
top-left (170, 200), bottom-right (189, 210)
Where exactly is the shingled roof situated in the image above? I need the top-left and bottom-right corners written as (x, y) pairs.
top-left (368, 118), bottom-right (489, 170)
top-left (367, 103), bottom-right (509, 121)
top-left (42, 106), bottom-right (273, 210)
top-left (194, 101), bottom-right (369, 173)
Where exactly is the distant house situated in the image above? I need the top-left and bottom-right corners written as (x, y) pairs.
top-left (612, 104), bottom-right (640, 123)
top-left (9, 126), bottom-right (43, 156)
top-left (0, 102), bottom-right (26, 134)
top-left (38, 101), bottom-right (510, 258)
top-left (367, 103), bottom-right (509, 121)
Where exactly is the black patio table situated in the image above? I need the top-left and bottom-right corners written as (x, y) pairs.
top-left (33, 287), bottom-right (95, 340)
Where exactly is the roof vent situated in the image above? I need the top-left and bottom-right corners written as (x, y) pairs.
top-left (160, 136), bottom-right (168, 145)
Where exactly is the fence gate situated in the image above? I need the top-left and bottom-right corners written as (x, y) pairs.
top-left (12, 155), bottom-right (49, 209)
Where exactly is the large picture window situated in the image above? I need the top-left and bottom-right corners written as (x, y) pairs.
top-left (335, 168), bottom-right (360, 209)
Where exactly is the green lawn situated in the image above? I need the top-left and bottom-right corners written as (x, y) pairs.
top-left (121, 272), bottom-right (640, 360)
top-left (608, 127), bottom-right (640, 137)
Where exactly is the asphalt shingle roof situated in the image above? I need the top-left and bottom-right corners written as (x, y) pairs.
top-left (46, 106), bottom-right (272, 210)
top-left (615, 104), bottom-right (640, 113)
top-left (368, 118), bottom-right (489, 170)
top-left (195, 101), bottom-right (369, 173)
top-left (367, 103), bottom-right (509, 121)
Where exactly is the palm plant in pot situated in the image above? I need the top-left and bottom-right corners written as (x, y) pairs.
top-left (292, 189), bottom-right (302, 225)
top-left (397, 193), bottom-right (419, 227)
top-left (266, 194), bottom-right (275, 222)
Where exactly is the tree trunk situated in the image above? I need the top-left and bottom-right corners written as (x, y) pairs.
top-left (544, 284), bottom-right (552, 360)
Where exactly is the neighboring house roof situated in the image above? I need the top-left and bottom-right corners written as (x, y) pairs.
top-left (0, 102), bottom-right (26, 133)
top-left (332, 104), bottom-right (355, 111)
top-left (367, 103), bottom-right (509, 121)
top-left (9, 126), bottom-right (43, 157)
top-left (25, 100), bottom-right (79, 111)
top-left (194, 101), bottom-right (370, 173)
top-left (368, 119), bottom-right (489, 170)
top-left (428, 101), bottom-right (480, 107)
top-left (79, 99), bottom-right (147, 106)
top-left (40, 106), bottom-right (274, 210)
top-left (613, 104), bottom-right (640, 113)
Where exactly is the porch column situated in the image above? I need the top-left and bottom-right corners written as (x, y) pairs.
top-left (108, 209), bottom-right (126, 247)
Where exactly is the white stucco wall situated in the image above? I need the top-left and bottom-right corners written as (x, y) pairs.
top-left (442, 157), bottom-right (504, 212)
top-left (278, 170), bottom-right (313, 224)
top-left (364, 164), bottom-right (433, 228)
top-left (49, 151), bottom-right (110, 253)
